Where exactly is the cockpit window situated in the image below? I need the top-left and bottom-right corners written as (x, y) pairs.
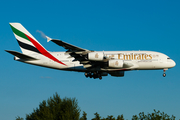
top-left (167, 58), bottom-right (171, 59)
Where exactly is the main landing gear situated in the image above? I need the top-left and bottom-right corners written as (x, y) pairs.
top-left (163, 69), bottom-right (168, 77)
top-left (85, 72), bottom-right (102, 80)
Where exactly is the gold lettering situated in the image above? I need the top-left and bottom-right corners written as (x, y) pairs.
top-left (95, 53), bottom-right (99, 58)
top-left (109, 55), bottom-right (114, 58)
top-left (124, 54), bottom-right (132, 60)
top-left (118, 54), bottom-right (120, 59)
top-left (142, 54), bottom-right (145, 60)
top-left (137, 54), bottom-right (141, 60)
top-left (134, 54), bottom-right (137, 60)
top-left (145, 54), bottom-right (147, 60)
top-left (116, 53), bottom-right (152, 60)
top-left (148, 54), bottom-right (152, 60)
top-left (144, 54), bottom-right (152, 60)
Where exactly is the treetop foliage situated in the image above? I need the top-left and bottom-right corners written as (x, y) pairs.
top-left (132, 109), bottom-right (175, 120)
top-left (91, 112), bottom-right (124, 120)
top-left (90, 110), bottom-right (175, 120)
top-left (26, 92), bottom-right (80, 120)
top-left (80, 111), bottom-right (87, 120)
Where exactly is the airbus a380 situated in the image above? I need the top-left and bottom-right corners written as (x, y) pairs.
top-left (6, 23), bottom-right (176, 79)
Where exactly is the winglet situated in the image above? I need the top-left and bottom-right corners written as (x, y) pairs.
top-left (46, 36), bottom-right (52, 42)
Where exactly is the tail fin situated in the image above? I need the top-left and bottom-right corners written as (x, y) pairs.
top-left (9, 23), bottom-right (47, 55)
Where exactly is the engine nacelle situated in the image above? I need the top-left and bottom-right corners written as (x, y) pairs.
top-left (108, 60), bottom-right (123, 68)
top-left (88, 52), bottom-right (104, 61)
top-left (109, 71), bottom-right (124, 77)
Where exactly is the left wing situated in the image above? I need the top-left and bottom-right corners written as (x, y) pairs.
top-left (51, 39), bottom-right (88, 52)
top-left (47, 36), bottom-right (89, 52)
top-left (48, 37), bottom-right (97, 68)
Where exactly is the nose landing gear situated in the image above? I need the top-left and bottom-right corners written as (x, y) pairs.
top-left (163, 69), bottom-right (168, 77)
top-left (163, 73), bottom-right (166, 77)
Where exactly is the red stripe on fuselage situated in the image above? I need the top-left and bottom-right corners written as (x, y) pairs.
top-left (25, 34), bottom-right (67, 66)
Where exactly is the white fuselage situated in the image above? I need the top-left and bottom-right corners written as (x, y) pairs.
top-left (17, 51), bottom-right (176, 72)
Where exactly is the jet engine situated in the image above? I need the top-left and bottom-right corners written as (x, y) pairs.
top-left (108, 60), bottom-right (123, 68)
top-left (88, 52), bottom-right (104, 61)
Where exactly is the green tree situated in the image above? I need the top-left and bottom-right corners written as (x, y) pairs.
top-left (132, 109), bottom-right (175, 120)
top-left (106, 115), bottom-right (116, 120)
top-left (92, 114), bottom-right (124, 120)
top-left (92, 112), bottom-right (101, 120)
top-left (80, 111), bottom-right (87, 120)
top-left (26, 92), bottom-right (80, 120)
top-left (117, 115), bottom-right (124, 120)
top-left (15, 116), bottom-right (24, 120)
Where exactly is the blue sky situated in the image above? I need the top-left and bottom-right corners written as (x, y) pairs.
top-left (1, 0), bottom-right (180, 119)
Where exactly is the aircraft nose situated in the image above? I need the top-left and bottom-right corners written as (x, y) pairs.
top-left (172, 60), bottom-right (176, 67)
top-left (169, 59), bottom-right (176, 68)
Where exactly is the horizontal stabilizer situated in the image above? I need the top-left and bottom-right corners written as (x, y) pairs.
top-left (5, 50), bottom-right (38, 60)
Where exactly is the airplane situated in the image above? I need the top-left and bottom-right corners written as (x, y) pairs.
top-left (6, 23), bottom-right (176, 80)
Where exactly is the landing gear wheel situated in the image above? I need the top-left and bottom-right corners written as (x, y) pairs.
top-left (163, 69), bottom-right (168, 77)
top-left (84, 72), bottom-right (103, 80)
top-left (163, 73), bottom-right (166, 77)
top-left (85, 73), bottom-right (88, 78)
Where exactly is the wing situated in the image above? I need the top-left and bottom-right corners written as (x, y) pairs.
top-left (50, 39), bottom-right (88, 52)
top-left (48, 38), bottom-right (92, 66)
top-left (48, 38), bottom-right (105, 69)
